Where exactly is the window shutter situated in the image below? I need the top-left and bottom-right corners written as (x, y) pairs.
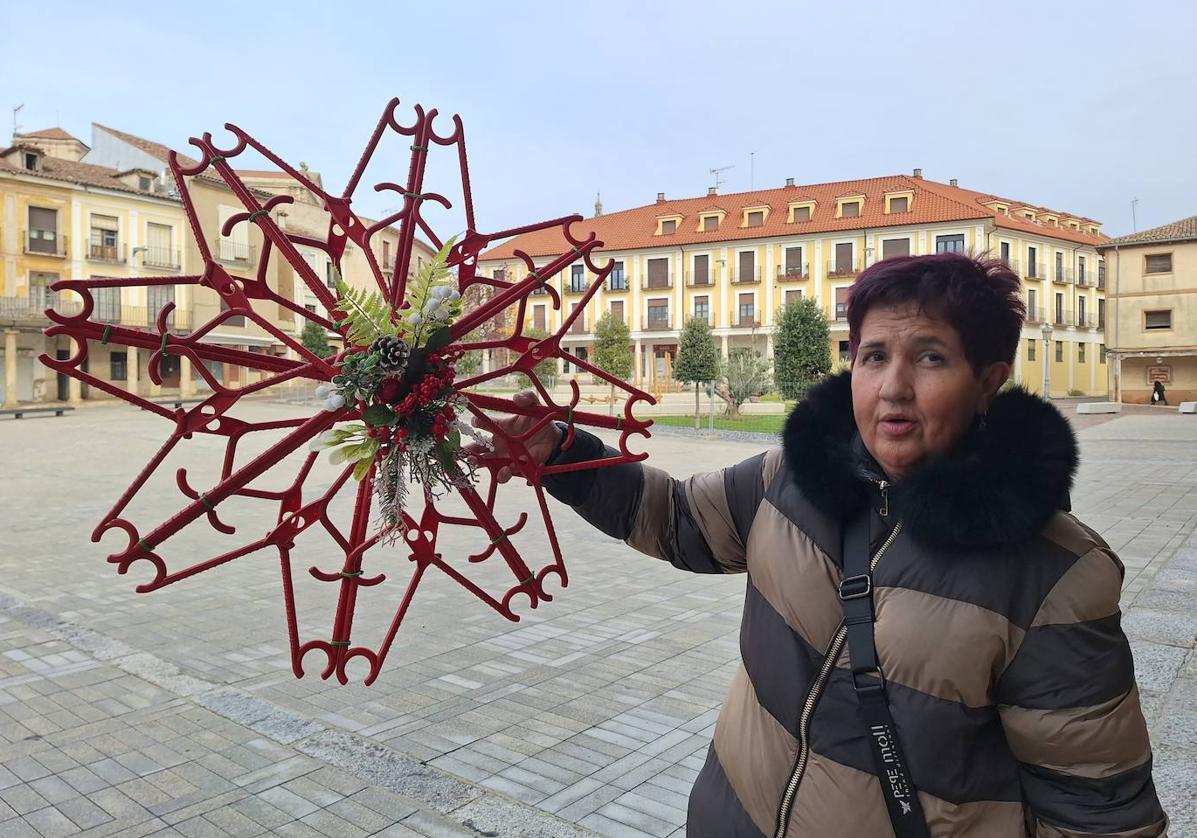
top-left (693, 254), bottom-right (709, 284)
top-left (647, 258), bottom-right (669, 287)
top-left (881, 238), bottom-right (910, 259)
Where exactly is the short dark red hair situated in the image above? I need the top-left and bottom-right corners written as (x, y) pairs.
top-left (846, 252), bottom-right (1025, 373)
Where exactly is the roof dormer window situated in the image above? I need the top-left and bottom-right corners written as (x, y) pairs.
top-left (836, 196), bottom-right (864, 219)
top-left (655, 213), bottom-right (683, 236)
top-left (788, 201), bottom-right (815, 223)
top-left (884, 191), bottom-right (913, 214)
top-left (696, 210), bottom-right (725, 232)
top-left (742, 206), bottom-right (769, 228)
top-left (23, 151), bottom-right (39, 171)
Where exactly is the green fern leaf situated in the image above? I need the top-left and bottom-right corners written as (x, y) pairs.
top-left (334, 274), bottom-right (397, 347)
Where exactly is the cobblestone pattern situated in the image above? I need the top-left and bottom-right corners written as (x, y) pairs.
top-left (0, 401), bottom-right (1193, 836)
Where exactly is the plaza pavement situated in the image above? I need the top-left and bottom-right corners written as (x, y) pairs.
top-left (0, 399), bottom-right (1194, 837)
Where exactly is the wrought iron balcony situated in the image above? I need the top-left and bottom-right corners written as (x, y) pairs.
top-left (642, 316), bottom-right (673, 331)
top-left (641, 277), bottom-right (673, 290)
top-left (607, 274), bottom-right (629, 291)
top-left (1053, 267), bottom-right (1072, 285)
top-left (0, 295), bottom-right (81, 324)
top-left (142, 247), bottom-right (182, 270)
top-left (827, 260), bottom-right (861, 277)
top-left (1051, 310), bottom-right (1074, 327)
top-left (1025, 307), bottom-right (1046, 324)
top-left (91, 304), bottom-right (194, 331)
top-left (23, 229), bottom-right (68, 258)
top-left (776, 263), bottom-right (810, 281)
top-left (733, 267), bottom-right (761, 284)
top-left (733, 315), bottom-right (760, 328)
top-left (687, 273), bottom-right (713, 287)
top-left (1025, 262), bottom-right (1046, 280)
top-left (215, 238), bottom-right (255, 264)
top-left (88, 240), bottom-right (127, 264)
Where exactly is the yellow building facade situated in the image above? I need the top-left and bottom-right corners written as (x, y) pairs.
top-left (479, 173), bottom-right (1108, 395)
top-left (1098, 215), bottom-right (1197, 403)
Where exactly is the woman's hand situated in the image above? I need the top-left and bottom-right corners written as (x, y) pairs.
top-left (477, 390), bottom-right (562, 484)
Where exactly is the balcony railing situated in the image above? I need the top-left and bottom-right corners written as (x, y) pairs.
top-left (687, 273), bottom-right (713, 287)
top-left (827, 260), bottom-right (861, 277)
top-left (23, 229), bottom-right (68, 257)
top-left (566, 281), bottom-right (588, 294)
top-left (88, 240), bottom-right (127, 264)
top-left (1025, 307), bottom-right (1046, 324)
top-left (834, 303), bottom-right (848, 321)
top-left (1051, 310), bottom-right (1074, 327)
top-left (215, 238), bottom-right (255, 263)
top-left (776, 262), bottom-right (810, 281)
top-left (1076, 272), bottom-right (1090, 287)
top-left (642, 316), bottom-right (673, 331)
top-left (607, 275), bottom-right (629, 291)
top-left (569, 319), bottom-right (587, 334)
top-left (997, 256), bottom-right (1020, 274)
top-left (92, 304), bottom-right (194, 330)
top-left (142, 248), bottom-right (182, 270)
top-left (641, 277), bottom-right (673, 290)
top-left (733, 315), bottom-right (760, 328)
top-left (1076, 312), bottom-right (1098, 329)
top-left (0, 297), bottom-right (192, 330)
top-left (1053, 267), bottom-right (1072, 285)
top-left (733, 267), bottom-right (761, 284)
top-left (381, 254), bottom-right (395, 272)
top-left (1025, 262), bottom-right (1046, 280)
top-left (1098, 267), bottom-right (1106, 290)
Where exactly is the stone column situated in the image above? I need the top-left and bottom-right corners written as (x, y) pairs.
top-left (3, 329), bottom-right (18, 408)
top-left (634, 340), bottom-right (643, 386)
top-left (180, 355), bottom-right (195, 397)
top-left (127, 346), bottom-right (140, 397)
top-left (68, 370), bottom-right (82, 403)
top-left (720, 334), bottom-right (729, 360)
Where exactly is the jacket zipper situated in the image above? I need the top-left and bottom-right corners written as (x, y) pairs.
top-left (772, 520), bottom-right (903, 838)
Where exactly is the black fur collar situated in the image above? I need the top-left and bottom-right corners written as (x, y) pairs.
top-left (783, 372), bottom-right (1078, 551)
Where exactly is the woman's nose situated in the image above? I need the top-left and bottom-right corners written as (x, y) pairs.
top-left (879, 362), bottom-right (914, 401)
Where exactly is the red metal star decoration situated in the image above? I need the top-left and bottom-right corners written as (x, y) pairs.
top-left (42, 98), bottom-right (655, 684)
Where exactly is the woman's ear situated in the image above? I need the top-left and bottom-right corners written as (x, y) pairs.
top-left (976, 362), bottom-right (1011, 412)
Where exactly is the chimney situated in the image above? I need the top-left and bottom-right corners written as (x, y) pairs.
top-left (707, 186), bottom-right (717, 196)
top-left (785, 177), bottom-right (795, 187)
top-left (594, 191), bottom-right (603, 217)
top-left (949, 178), bottom-right (958, 187)
top-left (656, 191), bottom-right (665, 203)
top-left (913, 168), bottom-right (923, 178)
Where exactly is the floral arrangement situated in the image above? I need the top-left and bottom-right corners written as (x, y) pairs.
top-left (310, 238), bottom-right (489, 539)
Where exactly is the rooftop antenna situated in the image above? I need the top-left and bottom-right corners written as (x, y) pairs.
top-left (749, 152), bottom-right (755, 190)
top-left (12, 104), bottom-right (23, 138)
top-left (1130, 197), bottom-right (1139, 232)
top-left (709, 164), bottom-right (734, 193)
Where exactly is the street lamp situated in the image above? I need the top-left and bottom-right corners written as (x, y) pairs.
top-left (1041, 322), bottom-right (1053, 399)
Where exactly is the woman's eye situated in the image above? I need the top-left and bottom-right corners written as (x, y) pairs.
top-left (866, 351), bottom-right (885, 363)
top-left (921, 353), bottom-right (944, 364)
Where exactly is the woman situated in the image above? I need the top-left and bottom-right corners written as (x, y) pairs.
top-left (491, 253), bottom-right (1167, 837)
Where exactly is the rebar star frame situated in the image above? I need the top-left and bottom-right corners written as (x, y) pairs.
top-left (41, 98), bottom-right (655, 685)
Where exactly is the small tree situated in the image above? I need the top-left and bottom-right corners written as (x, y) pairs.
top-left (773, 297), bottom-right (831, 401)
top-left (674, 317), bottom-right (720, 428)
top-left (716, 348), bottom-right (771, 419)
top-left (301, 319), bottom-right (330, 358)
top-left (523, 327), bottom-right (559, 389)
top-left (592, 312), bottom-right (633, 415)
top-left (457, 350), bottom-right (482, 377)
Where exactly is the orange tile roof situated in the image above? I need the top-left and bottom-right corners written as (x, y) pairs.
top-left (1100, 213), bottom-right (1197, 247)
top-left (481, 175), bottom-right (1106, 261)
top-left (18, 127), bottom-right (83, 142)
top-left (0, 151), bottom-right (171, 197)
top-left (92, 122), bottom-right (202, 168)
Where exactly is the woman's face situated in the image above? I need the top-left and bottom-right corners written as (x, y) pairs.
top-left (851, 305), bottom-right (1009, 481)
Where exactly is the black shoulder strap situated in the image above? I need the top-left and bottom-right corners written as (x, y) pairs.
top-left (841, 516), bottom-right (931, 838)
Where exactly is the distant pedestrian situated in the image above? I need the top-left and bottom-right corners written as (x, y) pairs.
top-left (1152, 380), bottom-right (1168, 405)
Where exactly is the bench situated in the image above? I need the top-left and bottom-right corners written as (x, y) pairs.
top-left (1076, 402), bottom-right (1122, 415)
top-left (1179, 401), bottom-right (1197, 415)
top-left (0, 406), bottom-right (76, 419)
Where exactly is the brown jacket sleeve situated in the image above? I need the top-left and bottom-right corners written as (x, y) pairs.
top-left (996, 546), bottom-right (1168, 837)
top-left (542, 427), bottom-right (780, 574)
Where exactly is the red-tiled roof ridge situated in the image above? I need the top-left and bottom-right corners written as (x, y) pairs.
top-left (1100, 213), bottom-right (1197, 247)
top-left (19, 127), bottom-right (83, 142)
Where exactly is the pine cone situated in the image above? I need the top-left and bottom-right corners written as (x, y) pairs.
top-left (371, 336), bottom-right (410, 372)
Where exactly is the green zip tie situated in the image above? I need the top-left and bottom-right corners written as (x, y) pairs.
top-left (571, 246), bottom-right (585, 260)
top-left (338, 570), bottom-right (363, 578)
top-left (519, 574), bottom-right (535, 586)
top-left (529, 270), bottom-right (548, 290)
top-left (402, 192), bottom-right (424, 200)
top-left (410, 144), bottom-right (429, 152)
top-left (566, 404), bottom-right (574, 425)
top-left (198, 494), bottom-right (215, 511)
top-left (160, 333), bottom-right (169, 353)
top-left (100, 324), bottom-right (113, 344)
top-left (208, 155), bottom-right (226, 166)
top-left (247, 209), bottom-right (269, 223)
top-left (329, 640), bottom-right (350, 647)
top-left (615, 416), bottom-right (623, 430)
top-left (137, 538), bottom-right (155, 552)
top-left (490, 532), bottom-right (508, 546)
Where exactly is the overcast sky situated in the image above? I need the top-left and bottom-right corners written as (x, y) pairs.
top-left (3, 0), bottom-right (1194, 237)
